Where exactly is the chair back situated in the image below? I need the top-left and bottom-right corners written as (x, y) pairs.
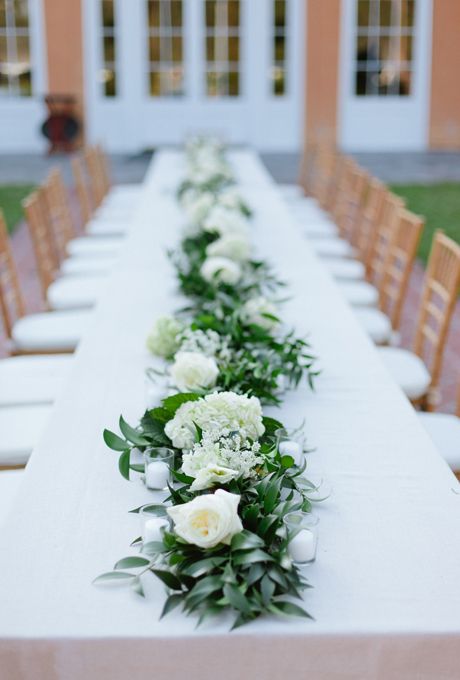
top-left (311, 149), bottom-right (338, 208)
top-left (95, 144), bottom-right (112, 194)
top-left (367, 193), bottom-right (404, 289)
top-left (44, 169), bottom-right (76, 261)
top-left (379, 209), bottom-right (424, 330)
top-left (354, 179), bottom-right (387, 269)
top-left (0, 211), bottom-right (25, 337)
top-left (72, 156), bottom-right (93, 226)
top-left (22, 190), bottom-right (58, 300)
top-left (337, 167), bottom-right (370, 243)
top-left (413, 232), bottom-right (460, 405)
top-left (84, 146), bottom-right (106, 208)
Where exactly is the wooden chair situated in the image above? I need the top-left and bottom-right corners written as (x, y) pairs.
top-left (72, 156), bottom-right (93, 226)
top-left (84, 146), bottom-right (106, 208)
top-left (418, 385), bottom-right (460, 476)
top-left (379, 232), bottom-right (460, 411)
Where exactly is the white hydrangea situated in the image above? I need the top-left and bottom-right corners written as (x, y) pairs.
top-left (200, 256), bottom-right (242, 286)
top-left (146, 316), bottom-right (183, 359)
top-left (165, 391), bottom-right (265, 451)
top-left (202, 206), bottom-right (249, 237)
top-left (217, 187), bottom-right (245, 212)
top-left (206, 233), bottom-right (251, 262)
top-left (179, 328), bottom-right (221, 357)
top-left (170, 351), bottom-right (219, 393)
top-left (183, 192), bottom-right (215, 224)
top-left (240, 296), bottom-right (280, 331)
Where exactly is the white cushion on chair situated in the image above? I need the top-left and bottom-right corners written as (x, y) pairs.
top-left (378, 347), bottom-right (431, 400)
top-left (354, 308), bottom-right (392, 344)
top-left (0, 470), bottom-right (24, 526)
top-left (304, 222), bottom-right (339, 239)
top-left (85, 218), bottom-right (129, 237)
top-left (66, 236), bottom-right (122, 259)
top-left (0, 405), bottom-right (52, 466)
top-left (325, 259), bottom-right (366, 281)
top-left (312, 238), bottom-right (358, 259)
top-left (0, 355), bottom-right (73, 406)
top-left (338, 281), bottom-right (379, 307)
top-left (47, 276), bottom-right (106, 310)
top-left (12, 310), bottom-right (90, 352)
top-left (60, 256), bottom-right (117, 276)
top-left (418, 412), bottom-right (460, 471)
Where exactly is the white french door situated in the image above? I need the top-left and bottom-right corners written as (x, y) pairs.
top-left (339, 0), bottom-right (432, 151)
top-left (84, 0), bottom-right (304, 152)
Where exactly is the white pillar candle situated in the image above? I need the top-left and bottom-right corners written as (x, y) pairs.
top-left (145, 461), bottom-right (170, 489)
top-left (288, 529), bottom-right (317, 563)
top-left (144, 517), bottom-right (168, 543)
top-left (278, 440), bottom-right (303, 465)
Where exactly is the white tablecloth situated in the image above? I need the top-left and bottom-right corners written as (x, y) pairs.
top-left (1, 151), bottom-right (460, 680)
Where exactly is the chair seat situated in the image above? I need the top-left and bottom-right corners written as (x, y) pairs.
top-left (0, 470), bottom-right (24, 526)
top-left (304, 222), bottom-right (339, 239)
top-left (66, 236), bottom-right (122, 259)
top-left (60, 255), bottom-right (117, 276)
top-left (12, 309), bottom-right (90, 353)
top-left (378, 347), bottom-right (431, 401)
top-left (325, 259), bottom-right (366, 281)
top-left (418, 412), bottom-right (460, 471)
top-left (338, 280), bottom-right (380, 307)
top-left (47, 275), bottom-right (105, 310)
top-left (312, 238), bottom-right (357, 259)
top-left (0, 355), bottom-right (73, 406)
top-left (86, 218), bottom-right (129, 237)
top-left (0, 405), bottom-right (52, 466)
top-left (354, 308), bottom-right (392, 344)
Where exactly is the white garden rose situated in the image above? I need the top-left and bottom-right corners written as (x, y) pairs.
top-left (203, 206), bottom-right (248, 237)
top-left (241, 296), bottom-right (280, 331)
top-left (206, 233), bottom-right (251, 262)
top-left (167, 489), bottom-right (243, 548)
top-left (146, 316), bottom-right (183, 359)
top-left (188, 464), bottom-right (239, 492)
top-left (184, 192), bottom-right (215, 224)
top-left (200, 256), bottom-right (242, 285)
top-left (218, 187), bottom-right (244, 211)
top-left (170, 351), bottom-right (219, 393)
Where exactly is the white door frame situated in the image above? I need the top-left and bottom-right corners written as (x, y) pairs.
top-left (83, 0), bottom-right (305, 152)
top-left (338, 0), bottom-right (433, 151)
top-left (0, 0), bottom-right (48, 152)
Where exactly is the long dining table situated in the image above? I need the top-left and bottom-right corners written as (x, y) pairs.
top-left (1, 150), bottom-right (460, 680)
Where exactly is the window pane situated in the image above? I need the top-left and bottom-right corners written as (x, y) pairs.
top-left (103, 35), bottom-right (115, 62)
top-left (148, 1), bottom-right (184, 97)
top-left (0, 35), bottom-right (7, 61)
top-left (18, 68), bottom-right (31, 95)
top-left (14, 0), bottom-right (29, 28)
top-left (101, 0), bottom-right (114, 28)
top-left (228, 70), bottom-right (239, 96)
top-left (104, 69), bottom-right (116, 96)
top-left (273, 66), bottom-right (285, 95)
top-left (205, 0), bottom-right (240, 98)
top-left (0, 0), bottom-right (33, 97)
top-left (271, 0), bottom-right (287, 96)
top-left (100, 0), bottom-right (117, 96)
top-left (357, 0), bottom-right (370, 27)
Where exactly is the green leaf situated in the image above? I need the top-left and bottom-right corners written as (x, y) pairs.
top-left (246, 562), bottom-right (265, 586)
top-left (148, 407), bottom-right (173, 424)
top-left (186, 575), bottom-right (223, 603)
top-left (103, 429), bottom-right (128, 452)
top-left (242, 504), bottom-right (259, 531)
top-left (119, 416), bottom-right (150, 446)
top-left (181, 557), bottom-right (227, 578)
top-left (264, 478), bottom-right (281, 514)
top-left (160, 593), bottom-right (183, 619)
top-left (152, 569), bottom-right (183, 591)
top-left (280, 455), bottom-right (295, 469)
top-left (231, 530), bottom-right (265, 552)
top-left (118, 450), bottom-right (131, 480)
top-left (162, 393), bottom-right (201, 413)
top-left (223, 583), bottom-right (251, 614)
top-left (260, 574), bottom-right (275, 606)
top-left (262, 416), bottom-right (284, 435)
top-left (114, 556), bottom-right (150, 570)
top-left (233, 549), bottom-right (274, 566)
top-left (269, 600), bottom-right (313, 620)
top-left (93, 571), bottom-right (135, 584)
top-left (129, 503), bottom-right (168, 517)
top-left (131, 578), bottom-right (145, 598)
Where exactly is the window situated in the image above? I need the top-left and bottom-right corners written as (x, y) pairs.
top-left (355, 0), bottom-right (415, 96)
top-left (271, 0), bottom-right (287, 96)
top-left (0, 0), bottom-right (32, 97)
top-left (100, 0), bottom-right (117, 97)
top-left (205, 0), bottom-right (240, 97)
top-left (147, 0), bottom-right (184, 97)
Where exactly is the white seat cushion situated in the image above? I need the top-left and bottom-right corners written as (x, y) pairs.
top-left (86, 218), bottom-right (129, 237)
top-left (66, 236), bottom-right (122, 259)
top-left (12, 310), bottom-right (90, 352)
top-left (325, 259), bottom-right (366, 281)
top-left (304, 222), bottom-right (339, 239)
top-left (378, 347), bottom-right (431, 401)
top-left (418, 412), bottom-right (460, 471)
top-left (354, 308), bottom-right (392, 344)
top-left (0, 405), bottom-right (52, 466)
top-left (312, 238), bottom-right (357, 259)
top-left (47, 276), bottom-right (106, 310)
top-left (338, 280), bottom-right (379, 307)
top-left (0, 470), bottom-right (24, 527)
top-left (60, 256), bottom-right (117, 276)
top-left (0, 355), bottom-right (73, 406)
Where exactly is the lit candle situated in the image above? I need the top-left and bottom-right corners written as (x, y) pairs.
top-left (288, 529), bottom-right (317, 563)
top-left (278, 440), bottom-right (303, 465)
top-left (144, 517), bottom-right (168, 543)
top-left (145, 461), bottom-right (170, 490)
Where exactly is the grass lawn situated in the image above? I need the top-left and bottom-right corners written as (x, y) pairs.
top-left (390, 183), bottom-right (460, 265)
top-left (0, 185), bottom-right (36, 233)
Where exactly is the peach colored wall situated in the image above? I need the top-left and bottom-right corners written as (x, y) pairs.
top-left (305, 0), bottom-right (341, 147)
top-left (429, 1), bottom-right (460, 149)
top-left (42, 0), bottom-right (85, 138)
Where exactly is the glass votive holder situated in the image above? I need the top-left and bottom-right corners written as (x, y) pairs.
top-left (275, 427), bottom-right (305, 465)
top-left (139, 505), bottom-right (170, 543)
top-left (143, 447), bottom-right (174, 490)
top-left (284, 512), bottom-right (319, 565)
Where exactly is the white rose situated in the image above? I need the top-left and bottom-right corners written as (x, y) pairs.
top-left (167, 489), bottom-right (243, 548)
top-left (206, 233), bottom-right (251, 262)
top-left (241, 296), bottom-right (280, 331)
top-left (203, 206), bottom-right (248, 237)
top-left (200, 256), bottom-right (242, 285)
top-left (170, 351), bottom-right (219, 393)
top-left (146, 316), bottom-right (183, 359)
top-left (189, 464), bottom-right (239, 492)
top-left (184, 192), bottom-right (215, 224)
